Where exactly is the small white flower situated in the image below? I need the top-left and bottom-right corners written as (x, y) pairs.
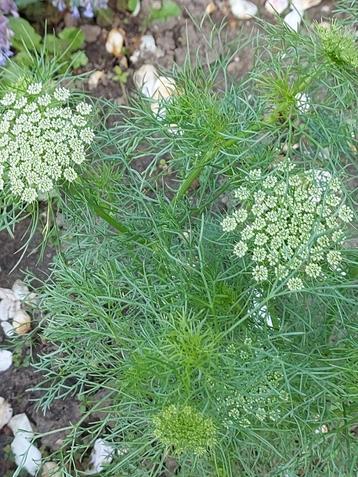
top-left (233, 209), bottom-right (248, 223)
top-left (13, 97), bottom-right (28, 109)
top-left (27, 83), bottom-right (42, 95)
top-left (0, 92), bottom-right (16, 106)
top-left (234, 186), bottom-right (249, 200)
top-left (221, 216), bottom-right (237, 232)
top-left (37, 94), bottom-right (52, 107)
top-left (80, 128), bottom-right (95, 144)
top-left (338, 205), bottom-right (353, 223)
top-left (305, 263), bottom-right (322, 278)
top-left (252, 265), bottom-right (268, 282)
top-left (287, 277), bottom-right (303, 291)
top-left (54, 87), bottom-right (71, 102)
top-left (233, 241), bottom-right (248, 258)
top-left (327, 250), bottom-right (342, 269)
top-left (76, 102), bottom-right (93, 115)
top-left (63, 167), bottom-right (77, 182)
top-left (249, 168), bottom-right (262, 180)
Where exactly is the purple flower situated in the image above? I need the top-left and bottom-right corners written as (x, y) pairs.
top-left (81, 0), bottom-right (94, 17)
top-left (0, 15), bottom-right (13, 66)
top-left (51, 0), bottom-right (66, 12)
top-left (51, 0), bottom-right (108, 16)
top-left (0, 0), bottom-right (18, 16)
top-left (70, 5), bottom-right (80, 17)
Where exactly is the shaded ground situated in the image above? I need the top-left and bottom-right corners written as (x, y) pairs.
top-left (0, 0), bottom-right (335, 475)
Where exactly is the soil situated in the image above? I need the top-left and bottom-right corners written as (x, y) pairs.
top-left (0, 0), bottom-right (335, 475)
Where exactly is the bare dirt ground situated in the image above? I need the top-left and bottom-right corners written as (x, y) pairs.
top-left (0, 0), bottom-right (335, 474)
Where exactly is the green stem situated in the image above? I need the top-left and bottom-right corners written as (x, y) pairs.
top-left (85, 195), bottom-right (131, 235)
top-left (73, 181), bottom-right (147, 245)
top-left (172, 112), bottom-right (279, 204)
top-left (172, 148), bottom-right (219, 205)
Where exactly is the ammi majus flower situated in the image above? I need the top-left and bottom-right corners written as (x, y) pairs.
top-left (0, 83), bottom-right (94, 203)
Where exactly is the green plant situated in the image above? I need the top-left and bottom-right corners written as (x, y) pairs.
top-left (28, 10), bottom-right (358, 477)
top-left (5, 17), bottom-right (88, 75)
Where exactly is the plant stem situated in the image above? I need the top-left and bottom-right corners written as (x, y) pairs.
top-left (172, 148), bottom-right (219, 205)
top-left (172, 112), bottom-right (279, 204)
top-left (74, 181), bottom-right (148, 245)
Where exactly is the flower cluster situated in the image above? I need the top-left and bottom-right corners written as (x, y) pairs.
top-left (51, 0), bottom-right (108, 18)
top-left (0, 83), bottom-right (94, 203)
top-left (218, 338), bottom-right (288, 429)
top-left (153, 404), bottom-right (217, 455)
top-left (222, 163), bottom-right (353, 291)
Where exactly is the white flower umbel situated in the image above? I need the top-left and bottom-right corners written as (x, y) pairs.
top-left (0, 83), bottom-right (94, 203)
top-left (222, 161), bottom-right (353, 291)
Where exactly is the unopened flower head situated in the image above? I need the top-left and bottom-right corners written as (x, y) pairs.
top-left (0, 83), bottom-right (94, 203)
top-left (217, 338), bottom-right (289, 429)
top-left (222, 162), bottom-right (352, 290)
top-left (153, 404), bottom-right (217, 455)
top-left (316, 22), bottom-right (358, 70)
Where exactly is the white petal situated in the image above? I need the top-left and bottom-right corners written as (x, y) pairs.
top-left (11, 435), bottom-right (42, 476)
top-left (265, 0), bottom-right (288, 14)
top-left (0, 397), bottom-right (13, 429)
top-left (229, 0), bottom-right (258, 19)
top-left (87, 439), bottom-right (114, 474)
top-left (0, 349), bottom-right (13, 372)
top-left (8, 413), bottom-right (34, 440)
top-left (284, 9), bottom-right (302, 31)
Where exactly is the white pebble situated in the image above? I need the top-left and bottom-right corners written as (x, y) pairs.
top-left (284, 9), bottom-right (302, 31)
top-left (295, 92), bottom-right (310, 112)
top-left (0, 397), bottom-right (13, 429)
top-left (140, 34), bottom-right (157, 54)
top-left (0, 297), bottom-right (20, 322)
top-left (0, 349), bottom-right (13, 372)
top-left (13, 309), bottom-right (32, 335)
top-left (11, 435), bottom-right (42, 476)
top-left (8, 413), bottom-right (34, 439)
top-left (292, 0), bottom-right (321, 11)
top-left (133, 64), bottom-right (159, 98)
top-left (86, 439), bottom-right (114, 474)
top-left (41, 461), bottom-right (62, 477)
top-left (1, 321), bottom-right (15, 337)
top-left (105, 29), bottom-right (125, 58)
top-left (12, 280), bottom-right (30, 302)
top-left (229, 0), bottom-right (257, 19)
top-left (265, 0), bottom-right (288, 14)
